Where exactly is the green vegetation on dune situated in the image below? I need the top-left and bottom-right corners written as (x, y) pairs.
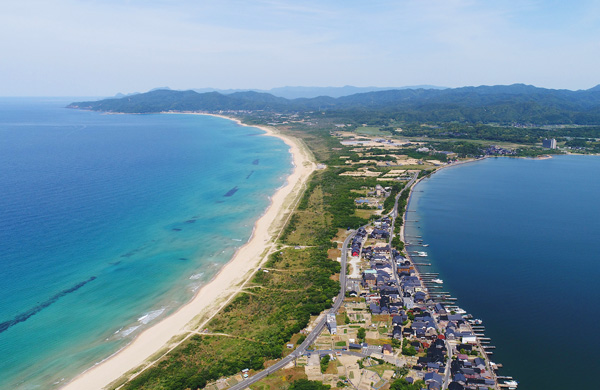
top-left (288, 379), bottom-right (331, 390)
top-left (123, 244), bottom-right (339, 390)
top-left (389, 378), bottom-right (425, 390)
top-left (119, 125), bottom-right (377, 389)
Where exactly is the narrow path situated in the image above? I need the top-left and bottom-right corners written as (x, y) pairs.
top-left (228, 231), bottom-right (356, 390)
top-left (191, 331), bottom-right (266, 344)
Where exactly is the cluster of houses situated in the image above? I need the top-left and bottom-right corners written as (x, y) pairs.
top-left (484, 145), bottom-right (516, 156)
top-left (350, 227), bottom-right (368, 257)
top-left (355, 185), bottom-right (390, 208)
top-left (448, 353), bottom-right (496, 389)
top-left (348, 216), bottom-right (503, 390)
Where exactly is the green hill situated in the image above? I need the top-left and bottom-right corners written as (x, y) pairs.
top-left (68, 84), bottom-right (600, 125)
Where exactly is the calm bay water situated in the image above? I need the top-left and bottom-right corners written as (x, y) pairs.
top-left (405, 156), bottom-right (600, 390)
top-left (0, 98), bottom-right (292, 389)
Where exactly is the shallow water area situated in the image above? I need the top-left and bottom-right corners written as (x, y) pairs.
top-left (0, 98), bottom-right (292, 389)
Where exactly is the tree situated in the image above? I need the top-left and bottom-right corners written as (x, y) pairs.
top-left (390, 378), bottom-right (425, 390)
top-left (397, 366), bottom-right (409, 377)
top-left (320, 355), bottom-right (331, 373)
top-left (289, 379), bottom-right (331, 390)
top-left (402, 345), bottom-right (417, 356)
top-left (357, 327), bottom-right (366, 342)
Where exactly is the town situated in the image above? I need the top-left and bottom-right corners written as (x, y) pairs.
top-left (207, 167), bottom-right (517, 390)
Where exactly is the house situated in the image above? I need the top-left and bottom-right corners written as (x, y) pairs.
top-left (382, 344), bottom-right (393, 355)
top-left (392, 314), bottom-right (407, 326)
top-left (427, 362), bottom-right (440, 372)
top-left (448, 382), bottom-right (465, 390)
top-left (457, 344), bottom-right (473, 353)
top-left (425, 327), bottom-right (438, 338)
top-left (447, 314), bottom-right (463, 322)
top-left (373, 245), bottom-right (391, 254)
top-left (428, 382), bottom-right (441, 390)
top-left (326, 313), bottom-right (337, 335)
top-left (369, 303), bottom-right (382, 314)
top-left (370, 229), bottom-right (390, 239)
top-left (460, 368), bottom-right (477, 379)
top-left (363, 273), bottom-right (377, 287)
top-left (403, 297), bottom-right (415, 309)
top-left (453, 373), bottom-right (467, 383)
top-left (424, 372), bottom-right (443, 386)
top-left (434, 303), bottom-right (447, 315)
top-left (414, 291), bottom-right (427, 303)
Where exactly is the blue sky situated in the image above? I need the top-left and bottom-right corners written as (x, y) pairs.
top-left (1, 0), bottom-right (599, 96)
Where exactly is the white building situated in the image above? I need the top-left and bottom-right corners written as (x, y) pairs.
top-left (326, 313), bottom-right (337, 335)
top-left (542, 138), bottom-right (557, 149)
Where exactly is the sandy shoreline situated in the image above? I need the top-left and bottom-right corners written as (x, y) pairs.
top-left (62, 115), bottom-right (315, 390)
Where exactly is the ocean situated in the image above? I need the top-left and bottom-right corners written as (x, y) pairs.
top-left (405, 156), bottom-right (600, 390)
top-left (0, 98), bottom-right (292, 389)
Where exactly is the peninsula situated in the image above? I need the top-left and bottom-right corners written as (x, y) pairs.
top-left (64, 84), bottom-right (600, 390)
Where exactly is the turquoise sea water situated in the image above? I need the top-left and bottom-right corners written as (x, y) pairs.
top-left (0, 98), bottom-right (292, 389)
top-left (405, 156), bottom-right (600, 390)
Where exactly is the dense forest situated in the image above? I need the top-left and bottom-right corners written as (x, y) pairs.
top-left (69, 84), bottom-right (600, 126)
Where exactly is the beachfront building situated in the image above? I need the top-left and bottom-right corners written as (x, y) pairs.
top-left (542, 138), bottom-right (557, 149)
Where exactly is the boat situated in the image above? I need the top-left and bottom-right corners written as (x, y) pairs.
top-left (422, 244), bottom-right (429, 247)
top-left (504, 380), bottom-right (518, 389)
top-left (432, 278), bottom-right (443, 284)
top-left (413, 251), bottom-right (428, 257)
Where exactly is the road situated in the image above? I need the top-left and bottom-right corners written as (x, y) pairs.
top-left (388, 172), bottom-right (418, 286)
top-left (231, 174), bottom-right (417, 389)
top-left (442, 342), bottom-right (453, 390)
top-left (387, 173), bottom-right (455, 390)
top-left (390, 172), bottom-right (418, 220)
top-left (228, 231), bottom-right (356, 390)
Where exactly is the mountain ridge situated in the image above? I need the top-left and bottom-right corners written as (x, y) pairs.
top-left (69, 83), bottom-right (600, 125)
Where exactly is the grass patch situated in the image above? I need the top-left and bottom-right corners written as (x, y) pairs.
top-left (367, 363), bottom-right (396, 377)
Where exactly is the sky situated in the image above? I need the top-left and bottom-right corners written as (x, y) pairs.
top-left (1, 0), bottom-right (599, 96)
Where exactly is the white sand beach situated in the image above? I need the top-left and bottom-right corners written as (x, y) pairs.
top-left (62, 116), bottom-right (315, 390)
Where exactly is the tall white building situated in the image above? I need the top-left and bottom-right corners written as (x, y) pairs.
top-left (542, 138), bottom-right (557, 149)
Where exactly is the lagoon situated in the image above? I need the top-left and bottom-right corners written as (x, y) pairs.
top-left (405, 156), bottom-right (600, 390)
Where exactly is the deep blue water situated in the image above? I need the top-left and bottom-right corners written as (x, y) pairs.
top-left (0, 98), bottom-right (292, 389)
top-left (405, 156), bottom-right (600, 390)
